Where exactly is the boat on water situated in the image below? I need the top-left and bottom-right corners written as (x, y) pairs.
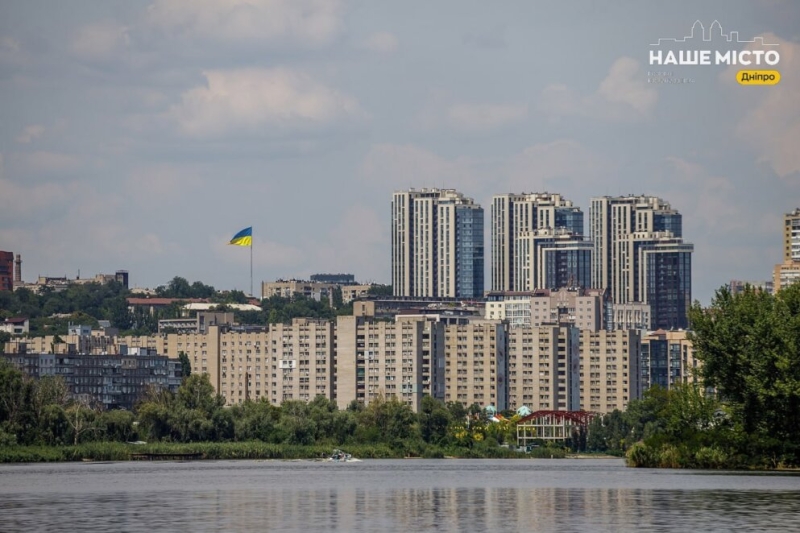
top-left (329, 449), bottom-right (360, 462)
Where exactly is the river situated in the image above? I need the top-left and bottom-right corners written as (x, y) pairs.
top-left (2, 459), bottom-right (800, 531)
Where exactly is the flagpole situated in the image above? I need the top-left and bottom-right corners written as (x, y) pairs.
top-left (250, 238), bottom-right (253, 298)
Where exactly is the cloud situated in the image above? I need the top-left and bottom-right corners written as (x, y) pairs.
top-left (414, 94), bottom-right (528, 133)
top-left (722, 34), bottom-right (800, 178)
top-left (540, 57), bottom-right (657, 122)
top-left (8, 151), bottom-right (82, 175)
top-left (446, 103), bottom-right (528, 131)
top-left (504, 139), bottom-right (616, 194)
top-left (15, 124), bottom-right (45, 144)
top-left (360, 144), bottom-right (484, 194)
top-left (167, 68), bottom-right (362, 138)
top-left (71, 21), bottom-right (131, 62)
top-left (463, 24), bottom-right (507, 49)
top-left (146, 0), bottom-right (344, 47)
top-left (313, 205), bottom-right (387, 282)
top-left (360, 31), bottom-right (399, 53)
top-left (124, 164), bottom-right (209, 209)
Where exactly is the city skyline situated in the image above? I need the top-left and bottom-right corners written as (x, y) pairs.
top-left (1, 1), bottom-right (799, 304)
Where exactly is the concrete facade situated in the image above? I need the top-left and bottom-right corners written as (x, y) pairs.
top-left (443, 320), bottom-right (506, 410)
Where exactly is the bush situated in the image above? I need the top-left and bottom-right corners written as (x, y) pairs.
top-left (626, 442), bottom-right (657, 468)
top-left (694, 446), bottom-right (729, 469)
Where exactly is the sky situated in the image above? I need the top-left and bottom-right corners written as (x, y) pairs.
top-left (0, 0), bottom-right (798, 304)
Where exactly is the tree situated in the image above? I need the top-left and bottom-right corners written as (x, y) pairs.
top-left (689, 284), bottom-right (800, 446)
top-left (0, 331), bottom-right (10, 354)
top-left (176, 374), bottom-right (224, 417)
top-left (418, 396), bottom-right (451, 444)
top-left (64, 398), bottom-right (99, 446)
top-left (178, 351), bottom-right (192, 380)
top-left (367, 284), bottom-right (392, 297)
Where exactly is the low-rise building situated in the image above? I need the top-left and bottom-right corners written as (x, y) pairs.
top-left (158, 311), bottom-right (235, 334)
top-left (486, 288), bottom-right (605, 330)
top-left (1, 351), bottom-right (181, 410)
top-left (262, 280), bottom-right (338, 302)
top-left (0, 317), bottom-right (29, 335)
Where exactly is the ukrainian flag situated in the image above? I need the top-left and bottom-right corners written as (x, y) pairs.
top-left (229, 227), bottom-right (252, 247)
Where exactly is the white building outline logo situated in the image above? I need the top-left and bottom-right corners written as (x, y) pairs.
top-left (650, 20), bottom-right (779, 47)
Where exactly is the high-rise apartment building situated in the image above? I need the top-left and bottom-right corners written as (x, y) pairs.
top-left (492, 193), bottom-right (583, 292)
top-left (590, 196), bottom-right (693, 330)
top-left (774, 209), bottom-right (800, 293)
top-left (785, 208), bottom-right (800, 262)
top-left (516, 229), bottom-right (592, 291)
top-left (392, 189), bottom-right (484, 298)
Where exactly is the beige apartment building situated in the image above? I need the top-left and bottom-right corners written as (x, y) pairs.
top-left (506, 327), bottom-right (641, 414)
top-left (443, 320), bottom-right (507, 410)
top-left (339, 284), bottom-right (375, 303)
top-left (506, 325), bottom-right (580, 412)
top-left (771, 209), bottom-right (800, 293)
top-left (163, 320), bottom-right (336, 406)
top-left (579, 329), bottom-right (641, 414)
top-left (267, 319), bottom-right (335, 405)
top-left (335, 314), bottom-right (444, 412)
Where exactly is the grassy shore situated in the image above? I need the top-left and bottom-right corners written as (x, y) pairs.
top-left (0, 442), bottom-right (566, 463)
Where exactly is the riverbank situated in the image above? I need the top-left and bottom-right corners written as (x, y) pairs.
top-left (0, 441), bottom-right (568, 463)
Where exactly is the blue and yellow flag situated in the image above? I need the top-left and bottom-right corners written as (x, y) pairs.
top-left (229, 227), bottom-right (252, 247)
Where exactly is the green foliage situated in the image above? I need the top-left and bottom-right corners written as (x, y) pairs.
top-left (367, 285), bottom-right (392, 297)
top-left (261, 294), bottom-right (336, 324)
top-left (418, 396), bottom-right (452, 445)
top-left (690, 284), bottom-right (800, 442)
top-left (0, 331), bottom-right (11, 353)
top-left (619, 284), bottom-right (800, 469)
top-left (178, 351), bottom-right (192, 379)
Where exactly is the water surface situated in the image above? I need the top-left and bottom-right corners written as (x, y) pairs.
top-left (2, 459), bottom-right (800, 531)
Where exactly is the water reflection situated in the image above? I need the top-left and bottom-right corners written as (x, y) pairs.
top-left (2, 461), bottom-right (800, 532)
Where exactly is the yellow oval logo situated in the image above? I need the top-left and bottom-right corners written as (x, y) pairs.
top-left (737, 70), bottom-right (781, 85)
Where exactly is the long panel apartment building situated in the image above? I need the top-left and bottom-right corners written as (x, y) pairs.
top-left (443, 320), bottom-right (507, 410)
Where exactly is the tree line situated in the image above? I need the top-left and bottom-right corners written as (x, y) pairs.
top-left (1, 361), bottom-right (549, 457)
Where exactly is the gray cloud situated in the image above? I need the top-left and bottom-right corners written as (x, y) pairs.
top-left (0, 0), bottom-right (797, 303)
